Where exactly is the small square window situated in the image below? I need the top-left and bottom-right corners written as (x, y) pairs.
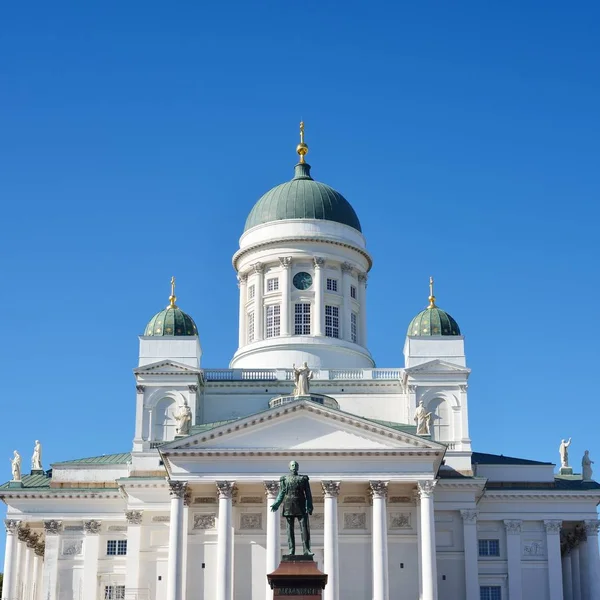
top-left (105, 586), bottom-right (126, 600)
top-left (478, 539), bottom-right (500, 557)
top-left (480, 586), bottom-right (501, 600)
top-left (107, 540), bottom-right (127, 556)
top-left (248, 285), bottom-right (255, 300)
top-left (326, 278), bottom-right (338, 292)
top-left (350, 285), bottom-right (357, 299)
top-left (267, 278), bottom-right (279, 292)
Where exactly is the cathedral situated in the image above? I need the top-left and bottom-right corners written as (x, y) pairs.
top-left (2, 125), bottom-right (599, 600)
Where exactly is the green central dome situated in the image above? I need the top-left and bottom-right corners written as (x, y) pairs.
top-left (244, 163), bottom-right (362, 233)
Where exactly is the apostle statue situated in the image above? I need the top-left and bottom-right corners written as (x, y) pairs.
top-left (174, 399), bottom-right (192, 435)
top-left (559, 438), bottom-right (572, 468)
top-left (32, 440), bottom-right (43, 471)
top-left (582, 450), bottom-right (594, 481)
top-left (414, 400), bottom-right (432, 435)
top-left (10, 450), bottom-right (22, 482)
top-left (293, 362), bottom-right (312, 397)
top-left (270, 460), bottom-right (314, 556)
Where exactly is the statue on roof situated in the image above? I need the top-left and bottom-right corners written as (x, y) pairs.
top-left (174, 399), bottom-right (192, 436)
top-left (32, 440), bottom-right (43, 471)
top-left (582, 450), bottom-right (594, 481)
top-left (270, 460), bottom-right (314, 556)
top-left (10, 450), bottom-right (21, 482)
top-left (559, 438), bottom-right (572, 468)
top-left (293, 362), bottom-right (312, 397)
top-left (414, 400), bottom-right (432, 435)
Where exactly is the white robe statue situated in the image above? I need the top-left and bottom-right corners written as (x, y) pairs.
top-left (582, 450), bottom-right (594, 481)
top-left (414, 401), bottom-right (432, 435)
top-left (559, 438), bottom-right (572, 468)
top-left (32, 440), bottom-right (43, 471)
top-left (11, 450), bottom-right (21, 482)
top-left (293, 362), bottom-right (312, 397)
top-left (175, 400), bottom-right (192, 435)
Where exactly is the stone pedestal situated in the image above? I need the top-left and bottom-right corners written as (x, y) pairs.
top-left (267, 555), bottom-right (328, 600)
top-left (559, 467), bottom-right (573, 475)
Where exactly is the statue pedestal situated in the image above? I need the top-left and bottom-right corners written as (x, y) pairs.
top-left (267, 555), bottom-right (327, 599)
top-left (559, 466), bottom-right (573, 476)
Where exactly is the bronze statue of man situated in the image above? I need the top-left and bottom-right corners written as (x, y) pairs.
top-left (270, 460), bottom-right (313, 556)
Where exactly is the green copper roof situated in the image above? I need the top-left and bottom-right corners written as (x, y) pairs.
top-left (53, 452), bottom-right (132, 465)
top-left (408, 306), bottom-right (461, 336)
top-left (145, 306), bottom-right (198, 337)
top-left (244, 163), bottom-right (362, 232)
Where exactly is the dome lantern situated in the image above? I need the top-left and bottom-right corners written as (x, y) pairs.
top-left (407, 277), bottom-right (461, 337)
top-left (144, 277), bottom-right (198, 337)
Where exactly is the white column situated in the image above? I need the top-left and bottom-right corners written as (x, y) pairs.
top-left (134, 384), bottom-right (145, 450)
top-left (22, 538), bottom-right (34, 600)
top-left (82, 520), bottom-right (101, 600)
top-left (279, 257), bottom-right (292, 336)
top-left (322, 481), bottom-right (341, 600)
top-left (253, 263), bottom-right (265, 341)
top-left (370, 481), bottom-right (389, 600)
top-left (584, 520), bottom-right (600, 600)
top-left (31, 547), bottom-right (42, 600)
top-left (167, 481), bottom-right (187, 600)
top-left (418, 480), bottom-right (438, 600)
top-left (579, 534), bottom-right (589, 600)
top-left (313, 257), bottom-right (325, 336)
top-left (544, 520), bottom-right (564, 600)
top-left (264, 480), bottom-right (281, 600)
top-left (216, 481), bottom-right (235, 600)
top-left (563, 552), bottom-right (573, 600)
top-left (358, 273), bottom-right (368, 346)
top-left (125, 512), bottom-right (143, 595)
top-left (237, 273), bottom-right (248, 347)
top-left (572, 544), bottom-right (582, 600)
top-left (504, 520), bottom-right (523, 600)
top-left (460, 510), bottom-right (479, 600)
top-left (3, 520), bottom-right (19, 600)
top-left (341, 263), bottom-right (353, 341)
top-left (15, 527), bottom-right (29, 600)
top-left (41, 520), bottom-right (62, 600)
top-left (182, 491), bottom-right (191, 600)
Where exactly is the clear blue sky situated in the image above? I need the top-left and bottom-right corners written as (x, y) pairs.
top-left (1, 1), bottom-right (599, 557)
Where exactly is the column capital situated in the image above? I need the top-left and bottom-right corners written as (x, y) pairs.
top-left (264, 480), bottom-right (280, 499)
top-left (168, 480), bottom-right (188, 499)
top-left (358, 272), bottom-right (368, 285)
top-left (34, 539), bottom-right (45, 557)
top-left (43, 520), bottom-right (63, 535)
top-left (216, 480), bottom-right (236, 499)
top-left (184, 487), bottom-right (193, 507)
top-left (369, 480), bottom-right (388, 499)
top-left (279, 256), bottom-right (292, 268)
top-left (252, 261), bottom-right (265, 274)
top-left (584, 519), bottom-right (600, 537)
top-left (504, 519), bottom-right (522, 535)
top-left (322, 481), bottom-right (341, 498)
top-left (341, 262), bottom-right (354, 275)
top-left (26, 532), bottom-right (40, 549)
top-left (544, 520), bottom-right (562, 534)
top-left (4, 519), bottom-right (20, 534)
top-left (136, 384), bottom-right (145, 393)
top-left (313, 256), bottom-right (325, 268)
top-left (237, 272), bottom-right (248, 286)
top-left (17, 524), bottom-right (31, 542)
top-left (460, 509), bottom-right (478, 524)
top-left (84, 519), bottom-right (102, 534)
top-left (417, 480), bottom-right (437, 498)
top-left (125, 511), bottom-right (144, 525)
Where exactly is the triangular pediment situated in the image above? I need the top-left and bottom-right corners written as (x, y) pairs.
top-left (160, 400), bottom-right (445, 453)
top-left (404, 359), bottom-right (470, 375)
top-left (134, 360), bottom-right (201, 375)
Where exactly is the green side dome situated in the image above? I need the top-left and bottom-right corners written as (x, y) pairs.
top-left (144, 278), bottom-right (198, 336)
top-left (244, 162), bottom-right (362, 233)
top-left (407, 278), bottom-right (461, 336)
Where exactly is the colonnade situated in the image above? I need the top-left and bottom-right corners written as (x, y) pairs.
top-left (561, 521), bottom-right (600, 600)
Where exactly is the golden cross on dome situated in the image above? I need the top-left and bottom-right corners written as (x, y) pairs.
top-left (296, 121), bottom-right (309, 163)
top-left (169, 276), bottom-right (177, 308)
top-left (428, 276), bottom-right (437, 308)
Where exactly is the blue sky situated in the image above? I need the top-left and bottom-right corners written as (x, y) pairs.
top-left (1, 1), bottom-right (599, 557)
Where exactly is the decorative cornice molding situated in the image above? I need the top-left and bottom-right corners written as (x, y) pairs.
top-left (460, 509), bottom-right (477, 524)
top-left (417, 480), bottom-right (437, 498)
top-left (5, 519), bottom-right (20, 535)
top-left (168, 481), bottom-right (188, 499)
top-left (125, 511), bottom-right (143, 525)
top-left (369, 480), bottom-right (388, 499)
top-left (504, 520), bottom-right (522, 535)
top-left (322, 481), bottom-right (341, 498)
top-left (216, 480), bottom-right (236, 499)
top-left (83, 520), bottom-right (102, 534)
top-left (264, 480), bottom-right (280, 499)
top-left (44, 520), bottom-right (62, 535)
top-left (543, 520), bottom-right (562, 534)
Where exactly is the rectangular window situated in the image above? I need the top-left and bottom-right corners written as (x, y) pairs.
top-left (480, 586), bottom-right (501, 600)
top-left (107, 540), bottom-right (127, 556)
top-left (350, 284), bottom-right (357, 299)
top-left (247, 311), bottom-right (255, 343)
top-left (248, 285), bottom-right (255, 300)
top-left (325, 305), bottom-right (340, 338)
top-left (326, 278), bottom-right (338, 292)
top-left (351, 312), bottom-right (358, 343)
top-left (266, 277), bottom-right (279, 292)
top-left (478, 539), bottom-right (500, 557)
top-left (294, 303), bottom-right (311, 335)
top-left (266, 305), bottom-right (281, 338)
top-left (104, 586), bottom-right (126, 600)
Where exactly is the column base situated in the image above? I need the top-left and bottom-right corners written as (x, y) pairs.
top-left (268, 555), bottom-right (328, 599)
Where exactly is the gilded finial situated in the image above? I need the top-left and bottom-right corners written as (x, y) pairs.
top-left (168, 276), bottom-right (177, 309)
top-left (428, 276), bottom-right (437, 308)
top-left (296, 121), bottom-right (308, 163)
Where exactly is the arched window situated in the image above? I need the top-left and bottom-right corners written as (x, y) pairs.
top-left (428, 398), bottom-right (450, 442)
top-left (153, 398), bottom-right (177, 442)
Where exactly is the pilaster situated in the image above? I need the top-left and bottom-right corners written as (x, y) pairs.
top-left (125, 512), bottom-right (144, 594)
top-left (82, 520), bottom-right (101, 600)
top-left (253, 263), bottom-right (265, 341)
top-left (358, 272), bottom-right (367, 346)
top-left (504, 519), bottom-right (523, 600)
top-left (544, 520), bottom-right (563, 600)
top-left (167, 481), bottom-right (187, 600)
top-left (313, 257), bottom-right (325, 336)
top-left (279, 257), bottom-right (292, 336)
top-left (41, 520), bottom-right (62, 600)
top-left (460, 510), bottom-right (479, 600)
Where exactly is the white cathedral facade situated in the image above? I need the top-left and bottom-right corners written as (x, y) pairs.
top-left (2, 128), bottom-right (599, 600)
